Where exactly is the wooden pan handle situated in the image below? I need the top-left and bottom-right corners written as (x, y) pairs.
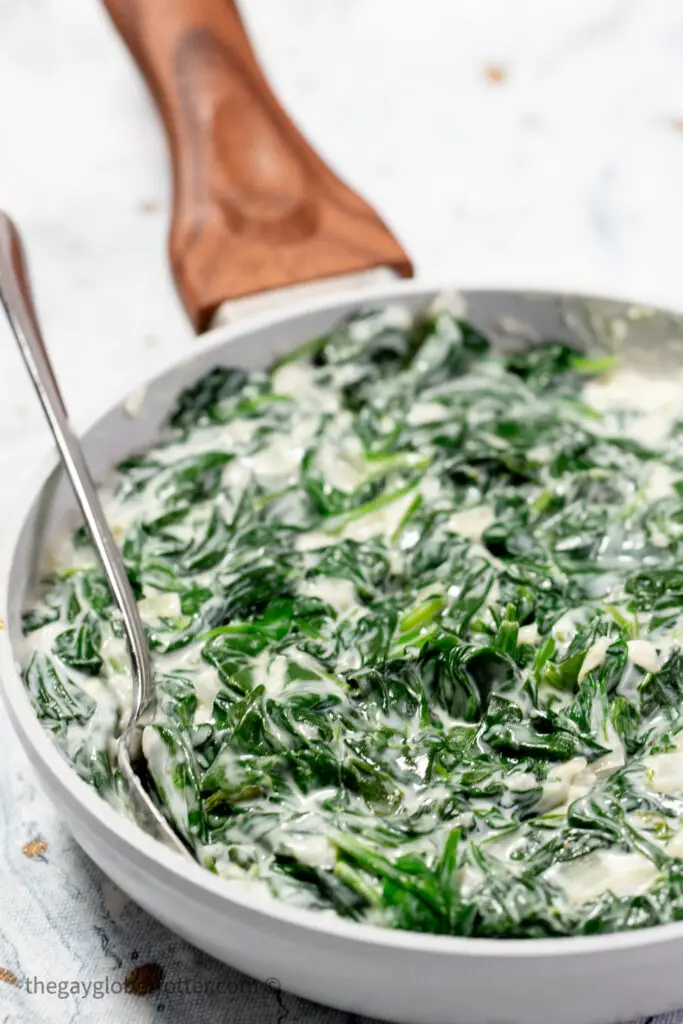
top-left (102, 0), bottom-right (413, 331)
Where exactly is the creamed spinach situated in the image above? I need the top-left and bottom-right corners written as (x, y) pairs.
top-left (22, 299), bottom-right (683, 937)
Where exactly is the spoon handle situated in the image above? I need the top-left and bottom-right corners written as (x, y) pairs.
top-left (0, 213), bottom-right (188, 856)
top-left (0, 213), bottom-right (152, 716)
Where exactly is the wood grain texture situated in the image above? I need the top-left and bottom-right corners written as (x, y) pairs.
top-left (102, 0), bottom-right (413, 331)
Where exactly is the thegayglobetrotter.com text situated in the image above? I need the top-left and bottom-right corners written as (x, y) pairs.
top-left (18, 974), bottom-right (281, 1000)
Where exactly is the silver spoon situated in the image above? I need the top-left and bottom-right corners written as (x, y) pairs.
top-left (0, 212), bottom-right (189, 858)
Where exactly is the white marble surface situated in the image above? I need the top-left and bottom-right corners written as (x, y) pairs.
top-left (3, 0), bottom-right (683, 1020)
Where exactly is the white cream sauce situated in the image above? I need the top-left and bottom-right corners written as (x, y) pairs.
top-left (445, 505), bottom-right (495, 542)
top-left (546, 850), bottom-right (659, 905)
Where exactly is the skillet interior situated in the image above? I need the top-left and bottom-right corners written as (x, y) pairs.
top-left (12, 285), bottom-right (683, 614)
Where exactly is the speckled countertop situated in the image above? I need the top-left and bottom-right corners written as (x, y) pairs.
top-left (2, 1), bottom-right (683, 1021)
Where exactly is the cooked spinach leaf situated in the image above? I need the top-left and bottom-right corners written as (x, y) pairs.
top-left (22, 298), bottom-right (683, 939)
